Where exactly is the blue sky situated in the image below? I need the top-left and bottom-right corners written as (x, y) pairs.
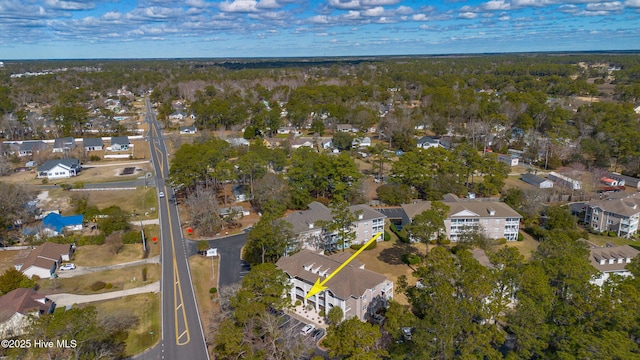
top-left (1, 0), bottom-right (639, 59)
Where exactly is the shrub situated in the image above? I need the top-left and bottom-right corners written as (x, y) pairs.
top-left (90, 155), bottom-right (101, 162)
top-left (91, 281), bottom-right (106, 291)
top-left (495, 238), bottom-right (507, 245)
top-left (105, 283), bottom-right (113, 289)
top-left (401, 253), bottom-right (421, 265)
top-left (383, 231), bottom-right (391, 241)
top-left (60, 183), bottom-right (72, 191)
top-left (608, 231), bottom-right (617, 237)
top-left (122, 231), bottom-right (142, 244)
top-left (74, 182), bottom-right (85, 189)
top-left (142, 267), bottom-right (148, 281)
top-left (439, 239), bottom-right (451, 245)
top-left (390, 223), bottom-right (410, 243)
top-left (295, 300), bottom-right (302, 307)
top-left (209, 287), bottom-right (217, 294)
top-left (77, 234), bottom-right (105, 246)
top-left (517, 233), bottom-right (524, 242)
top-left (350, 241), bottom-right (377, 251)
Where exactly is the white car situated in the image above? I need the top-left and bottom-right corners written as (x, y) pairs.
top-left (159, 191), bottom-right (165, 198)
top-left (59, 263), bottom-right (76, 271)
top-left (300, 324), bottom-right (315, 336)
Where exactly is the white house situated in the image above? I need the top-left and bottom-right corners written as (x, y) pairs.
top-left (276, 250), bottom-right (393, 323)
top-left (180, 126), bottom-right (197, 134)
top-left (82, 137), bottom-right (104, 151)
top-left (416, 136), bottom-right (441, 149)
top-left (52, 137), bottom-right (76, 153)
top-left (497, 153), bottom-right (519, 167)
top-left (352, 137), bottom-right (371, 148)
top-left (336, 124), bottom-right (358, 133)
top-left (37, 158), bottom-right (81, 180)
top-left (110, 136), bottom-right (130, 151)
top-left (589, 245), bottom-right (640, 286)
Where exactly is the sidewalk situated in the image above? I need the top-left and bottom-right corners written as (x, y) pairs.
top-left (57, 255), bottom-right (160, 278)
top-left (48, 281), bottom-right (159, 306)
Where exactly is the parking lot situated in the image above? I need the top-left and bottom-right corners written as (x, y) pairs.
top-left (269, 308), bottom-right (325, 347)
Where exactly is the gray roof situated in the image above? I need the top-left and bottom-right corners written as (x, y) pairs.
top-left (276, 249), bottom-right (388, 300)
top-left (589, 245), bottom-right (639, 273)
top-left (608, 172), bottom-right (640, 187)
top-left (38, 158), bottom-right (80, 172)
top-left (53, 137), bottom-right (76, 149)
top-left (83, 137), bottom-right (104, 147)
top-left (284, 201), bottom-right (386, 234)
top-left (110, 136), bottom-right (129, 146)
top-left (401, 195), bottom-right (521, 220)
top-left (588, 193), bottom-right (640, 217)
top-left (20, 141), bottom-right (47, 151)
top-left (417, 136), bottom-right (439, 145)
top-left (521, 173), bottom-right (551, 186)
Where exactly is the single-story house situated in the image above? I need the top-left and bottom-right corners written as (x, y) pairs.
top-left (521, 173), bottom-right (553, 189)
top-left (15, 242), bottom-right (73, 279)
top-left (416, 136), bottom-right (442, 149)
top-left (37, 158), bottom-right (81, 180)
top-left (180, 126), bottom-right (197, 135)
top-left (0, 288), bottom-right (55, 338)
top-left (18, 141), bottom-right (48, 157)
top-left (83, 137), bottom-right (104, 151)
top-left (42, 213), bottom-right (84, 235)
top-left (170, 110), bottom-right (187, 121)
top-left (290, 138), bottom-right (314, 149)
top-left (277, 126), bottom-right (299, 135)
top-left (276, 250), bottom-right (393, 322)
top-left (263, 138), bottom-right (283, 149)
top-left (226, 138), bottom-right (250, 146)
top-left (233, 185), bottom-right (247, 202)
top-left (589, 244), bottom-right (640, 286)
top-left (352, 137), bottom-right (371, 148)
top-left (52, 137), bottom-right (76, 153)
top-left (336, 124), bottom-right (359, 133)
top-left (497, 154), bottom-right (519, 167)
top-left (320, 138), bottom-right (333, 149)
top-left (219, 206), bottom-right (250, 219)
top-left (110, 136), bottom-right (130, 151)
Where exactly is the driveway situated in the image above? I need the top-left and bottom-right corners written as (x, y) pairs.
top-left (56, 256), bottom-right (160, 278)
top-left (47, 281), bottom-right (159, 306)
top-left (185, 231), bottom-right (248, 288)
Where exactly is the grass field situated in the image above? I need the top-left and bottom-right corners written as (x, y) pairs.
top-left (73, 241), bottom-right (157, 267)
top-left (0, 249), bottom-right (28, 273)
top-left (38, 264), bottom-right (160, 294)
top-left (585, 233), bottom-right (638, 247)
top-left (87, 292), bottom-right (160, 357)
top-left (81, 186), bottom-right (157, 216)
top-left (188, 255), bottom-right (220, 336)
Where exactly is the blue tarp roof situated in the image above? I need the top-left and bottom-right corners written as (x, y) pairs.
top-left (42, 213), bottom-right (83, 233)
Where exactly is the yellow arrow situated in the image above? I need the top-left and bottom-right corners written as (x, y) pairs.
top-left (305, 232), bottom-right (382, 299)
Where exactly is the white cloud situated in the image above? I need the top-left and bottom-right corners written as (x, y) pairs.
top-left (498, 15), bottom-right (510, 20)
top-left (586, 1), bottom-right (623, 11)
top-left (459, 12), bottom-right (478, 19)
top-left (257, 0), bottom-right (282, 9)
top-left (44, 0), bottom-right (95, 11)
top-left (185, 0), bottom-right (208, 7)
top-left (626, 0), bottom-right (640, 8)
top-left (308, 14), bottom-right (330, 24)
top-left (128, 6), bottom-right (182, 20)
top-left (363, 6), bottom-right (384, 16)
top-left (219, 0), bottom-right (259, 12)
top-left (481, 0), bottom-right (510, 11)
top-left (102, 11), bottom-right (122, 21)
top-left (361, 0), bottom-right (401, 5)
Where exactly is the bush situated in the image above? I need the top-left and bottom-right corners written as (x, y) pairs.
top-left (91, 281), bottom-right (106, 291)
top-left (439, 239), bottom-right (451, 245)
top-left (350, 241), bottom-right (377, 251)
top-left (209, 287), bottom-right (217, 294)
top-left (77, 234), bottom-right (105, 246)
top-left (142, 267), bottom-right (148, 281)
top-left (60, 183), bottom-right (72, 191)
top-left (90, 155), bottom-right (101, 162)
top-left (122, 231), bottom-right (142, 244)
top-left (401, 253), bottom-right (421, 265)
top-left (608, 231), bottom-right (617, 237)
top-left (390, 223), bottom-right (410, 243)
top-left (383, 231), bottom-right (391, 241)
top-left (517, 233), bottom-right (524, 242)
top-left (105, 283), bottom-right (113, 289)
top-left (495, 238), bottom-right (507, 245)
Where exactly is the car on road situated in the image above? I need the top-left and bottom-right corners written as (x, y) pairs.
top-left (159, 191), bottom-right (165, 198)
top-left (300, 324), bottom-right (315, 336)
top-left (59, 263), bottom-right (76, 271)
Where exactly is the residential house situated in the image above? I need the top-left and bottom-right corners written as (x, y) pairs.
top-left (521, 173), bottom-right (553, 189)
top-left (52, 137), bottom-right (76, 153)
top-left (336, 124), bottom-right (358, 133)
top-left (601, 177), bottom-right (622, 187)
top-left (583, 192), bottom-right (640, 238)
top-left (290, 138), bottom-right (314, 149)
top-left (0, 288), bottom-right (55, 338)
top-left (42, 213), bottom-right (84, 235)
top-left (277, 126), bottom-right (299, 135)
top-left (416, 136), bottom-right (442, 149)
top-left (110, 136), bottom-right (130, 151)
top-left (36, 158), bottom-right (81, 180)
top-left (320, 138), bottom-right (333, 150)
top-left (169, 110), bottom-right (187, 121)
top-left (352, 137), bottom-right (371, 148)
top-left (549, 171), bottom-right (582, 190)
top-left (588, 244), bottom-right (640, 286)
top-left (219, 206), bottom-right (250, 219)
top-left (400, 194), bottom-right (521, 241)
top-left (83, 137), bottom-right (104, 151)
top-left (232, 184), bottom-right (247, 202)
top-left (283, 201), bottom-right (386, 251)
top-left (18, 141), bottom-right (48, 157)
top-left (263, 138), bottom-right (283, 149)
top-left (608, 172), bottom-right (640, 190)
top-left (15, 242), bottom-right (73, 279)
top-left (497, 153), bottom-right (519, 167)
top-left (225, 137), bottom-right (250, 146)
top-left (276, 250), bottom-right (393, 322)
top-left (179, 126), bottom-right (197, 135)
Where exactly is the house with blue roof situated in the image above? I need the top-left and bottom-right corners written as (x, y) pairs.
top-left (42, 213), bottom-right (83, 236)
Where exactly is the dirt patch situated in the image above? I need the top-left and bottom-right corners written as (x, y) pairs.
top-left (0, 249), bottom-right (30, 273)
top-left (74, 242), bottom-right (155, 267)
top-left (188, 255), bottom-right (220, 342)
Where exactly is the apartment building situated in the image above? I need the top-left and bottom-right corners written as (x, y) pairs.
top-left (583, 192), bottom-right (640, 238)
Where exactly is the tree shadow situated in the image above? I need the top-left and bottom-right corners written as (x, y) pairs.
top-left (377, 241), bottom-right (421, 265)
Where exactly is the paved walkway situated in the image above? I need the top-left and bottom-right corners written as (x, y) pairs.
top-left (48, 281), bottom-right (160, 306)
top-left (130, 218), bottom-right (160, 226)
top-left (57, 256), bottom-right (160, 278)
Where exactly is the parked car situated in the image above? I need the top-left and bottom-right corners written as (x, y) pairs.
top-left (159, 191), bottom-right (165, 198)
top-left (300, 324), bottom-right (315, 336)
top-left (59, 263), bottom-right (76, 271)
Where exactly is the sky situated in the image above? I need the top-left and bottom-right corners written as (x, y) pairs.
top-left (1, 0), bottom-right (639, 59)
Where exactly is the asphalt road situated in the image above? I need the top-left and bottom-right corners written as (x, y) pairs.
top-left (188, 232), bottom-right (249, 288)
top-left (137, 99), bottom-right (209, 360)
